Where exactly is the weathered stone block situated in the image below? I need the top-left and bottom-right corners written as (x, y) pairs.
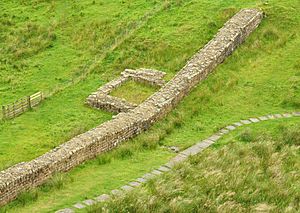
top-left (95, 194), bottom-right (110, 202)
top-left (73, 203), bottom-right (85, 209)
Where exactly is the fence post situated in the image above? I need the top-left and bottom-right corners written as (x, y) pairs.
top-left (2, 92), bottom-right (42, 120)
top-left (13, 102), bottom-right (16, 118)
top-left (27, 96), bottom-right (31, 109)
top-left (2, 106), bottom-right (5, 120)
top-left (7, 105), bottom-right (10, 119)
top-left (22, 98), bottom-right (25, 113)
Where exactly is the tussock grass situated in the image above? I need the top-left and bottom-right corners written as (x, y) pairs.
top-left (280, 126), bottom-right (300, 147)
top-left (5, 22), bottom-right (56, 60)
top-left (40, 173), bottom-right (72, 192)
top-left (97, 154), bottom-right (112, 166)
top-left (14, 190), bottom-right (39, 207)
top-left (238, 128), bottom-right (255, 142)
top-left (116, 147), bottom-right (134, 160)
top-left (90, 123), bottom-right (300, 213)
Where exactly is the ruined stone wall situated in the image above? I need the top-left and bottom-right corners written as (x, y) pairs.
top-left (0, 9), bottom-right (263, 206)
top-left (86, 68), bottom-right (166, 113)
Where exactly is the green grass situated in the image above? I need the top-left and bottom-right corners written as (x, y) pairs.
top-left (0, 0), bottom-right (300, 211)
top-left (110, 80), bottom-right (159, 104)
top-left (2, 147), bottom-right (174, 213)
top-left (0, 0), bottom-right (171, 169)
top-left (88, 120), bottom-right (300, 212)
top-left (1, 0), bottom-right (299, 169)
top-left (0, 0), bottom-right (165, 103)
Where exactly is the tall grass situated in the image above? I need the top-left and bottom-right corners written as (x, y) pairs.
top-left (5, 22), bottom-right (56, 60)
top-left (90, 125), bottom-right (300, 212)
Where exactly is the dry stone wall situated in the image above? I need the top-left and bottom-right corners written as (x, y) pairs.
top-left (121, 68), bottom-right (166, 87)
top-left (0, 9), bottom-right (263, 206)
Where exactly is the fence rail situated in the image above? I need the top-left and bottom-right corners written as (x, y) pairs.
top-left (1, 92), bottom-right (43, 120)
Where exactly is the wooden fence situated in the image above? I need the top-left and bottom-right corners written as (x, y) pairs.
top-left (1, 92), bottom-right (43, 120)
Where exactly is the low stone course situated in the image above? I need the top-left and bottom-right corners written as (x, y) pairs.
top-left (274, 114), bottom-right (282, 118)
top-left (120, 185), bottom-right (134, 192)
top-left (136, 178), bottom-right (147, 183)
top-left (283, 113), bottom-right (292, 118)
top-left (73, 203), bottom-right (85, 209)
top-left (86, 68), bottom-right (166, 113)
top-left (208, 135), bottom-right (222, 141)
top-left (240, 119), bottom-right (252, 124)
top-left (226, 125), bottom-right (236, 130)
top-left (83, 199), bottom-right (96, 206)
top-left (267, 114), bottom-right (275, 119)
top-left (233, 122), bottom-right (243, 127)
top-left (158, 166), bottom-right (170, 172)
top-left (142, 173), bottom-right (156, 180)
top-left (220, 128), bottom-right (230, 134)
top-left (129, 182), bottom-right (140, 187)
top-left (56, 208), bottom-right (74, 213)
top-left (95, 194), bottom-right (110, 202)
top-left (152, 170), bottom-right (163, 175)
top-left (0, 9), bottom-right (263, 206)
top-left (249, 118), bottom-right (260, 123)
top-left (258, 116), bottom-right (268, 121)
top-left (111, 189), bottom-right (122, 196)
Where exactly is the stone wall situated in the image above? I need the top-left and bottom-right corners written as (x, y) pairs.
top-left (86, 68), bottom-right (166, 113)
top-left (0, 9), bottom-right (263, 206)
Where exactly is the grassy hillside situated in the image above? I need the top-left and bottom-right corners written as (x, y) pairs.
top-left (0, 0), bottom-right (165, 103)
top-left (0, 0), bottom-right (173, 169)
top-left (0, 0), bottom-right (299, 212)
top-left (89, 121), bottom-right (300, 212)
top-left (0, 0), bottom-right (298, 170)
top-left (110, 80), bottom-right (159, 104)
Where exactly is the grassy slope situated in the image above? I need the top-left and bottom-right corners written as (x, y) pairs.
top-left (0, 0), bottom-right (161, 103)
top-left (0, 0), bottom-right (168, 169)
top-left (1, 0), bottom-right (298, 169)
top-left (0, 0), bottom-right (299, 211)
top-left (89, 120), bottom-right (300, 212)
